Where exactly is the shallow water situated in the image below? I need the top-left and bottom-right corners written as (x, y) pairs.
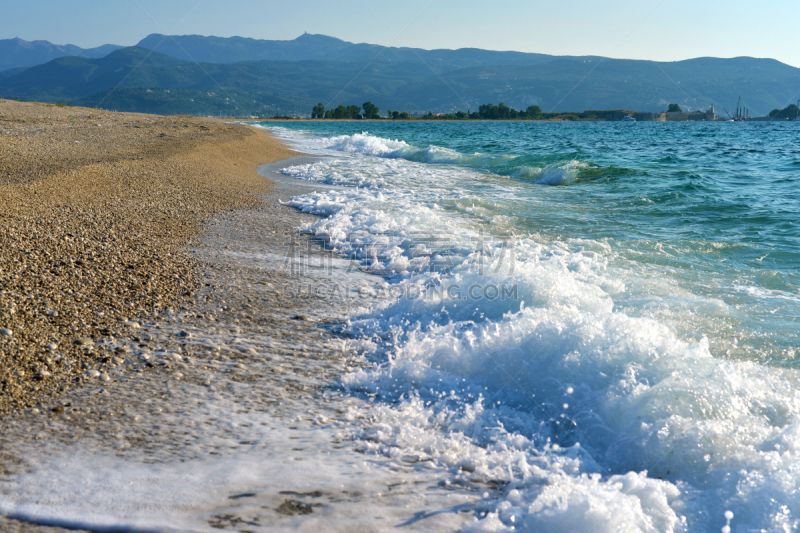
top-left (0, 181), bottom-right (480, 533)
top-left (2, 121), bottom-right (798, 532)
top-left (258, 120), bottom-right (800, 533)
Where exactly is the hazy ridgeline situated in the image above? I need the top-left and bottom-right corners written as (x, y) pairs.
top-left (1, 34), bottom-right (799, 116)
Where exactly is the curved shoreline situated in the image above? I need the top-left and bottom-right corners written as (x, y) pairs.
top-left (1, 111), bottom-right (481, 533)
top-left (0, 102), bottom-right (342, 531)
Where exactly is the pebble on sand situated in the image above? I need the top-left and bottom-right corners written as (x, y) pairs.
top-left (86, 369), bottom-right (101, 378)
top-left (0, 328), bottom-right (12, 337)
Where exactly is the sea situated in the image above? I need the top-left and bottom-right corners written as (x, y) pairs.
top-left (2, 119), bottom-right (799, 533)
top-left (260, 120), bottom-right (800, 532)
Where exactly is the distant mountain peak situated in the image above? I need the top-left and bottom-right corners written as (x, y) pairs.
top-left (135, 33), bottom-right (353, 63)
top-left (294, 32), bottom-right (347, 42)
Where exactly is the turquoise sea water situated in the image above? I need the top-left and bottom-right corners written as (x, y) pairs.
top-left (257, 120), bottom-right (800, 532)
top-left (272, 120), bottom-right (800, 363)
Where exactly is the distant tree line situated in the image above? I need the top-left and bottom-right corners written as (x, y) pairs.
top-left (475, 103), bottom-right (542, 119)
top-left (387, 110), bottom-right (411, 120)
top-left (310, 101), bottom-right (544, 120)
top-left (768, 104), bottom-right (799, 120)
top-left (309, 102), bottom-right (698, 121)
top-left (311, 101), bottom-right (381, 119)
top-left (405, 106), bottom-right (634, 121)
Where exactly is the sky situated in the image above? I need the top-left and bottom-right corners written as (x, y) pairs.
top-left (3, 0), bottom-right (800, 68)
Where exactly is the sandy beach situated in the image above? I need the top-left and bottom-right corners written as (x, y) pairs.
top-left (0, 99), bottom-right (295, 416)
top-left (3, 98), bottom-right (517, 533)
top-left (0, 101), bottom-right (336, 531)
top-left (0, 101), bottom-right (479, 533)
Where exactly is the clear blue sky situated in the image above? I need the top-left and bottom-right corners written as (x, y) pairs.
top-left (4, 0), bottom-right (800, 67)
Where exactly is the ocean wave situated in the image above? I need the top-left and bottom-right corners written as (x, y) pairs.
top-left (322, 132), bottom-right (522, 168)
top-left (272, 122), bottom-right (800, 530)
top-left (510, 161), bottom-right (587, 185)
top-left (287, 165), bottom-right (800, 532)
top-left (509, 161), bottom-right (636, 185)
top-left (271, 128), bottom-right (620, 187)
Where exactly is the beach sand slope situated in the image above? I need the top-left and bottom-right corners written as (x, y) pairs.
top-left (0, 100), bottom-right (294, 416)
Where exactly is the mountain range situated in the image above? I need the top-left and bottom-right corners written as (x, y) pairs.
top-left (135, 33), bottom-right (596, 70)
top-left (1, 33), bottom-right (798, 117)
top-left (0, 37), bottom-right (123, 71)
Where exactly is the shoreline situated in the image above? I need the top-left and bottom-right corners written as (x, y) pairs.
top-left (0, 99), bottom-right (297, 417)
top-left (234, 117), bottom-right (742, 123)
top-left (0, 157), bottom-right (367, 531)
top-left (3, 104), bottom-right (798, 531)
top-left (0, 101), bottom-right (329, 530)
top-left (0, 111), bottom-right (479, 531)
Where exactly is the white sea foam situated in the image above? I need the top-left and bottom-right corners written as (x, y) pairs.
top-left (322, 131), bottom-right (492, 167)
top-left (8, 125), bottom-right (792, 532)
top-left (533, 160), bottom-right (587, 185)
top-left (0, 405), bottom-right (476, 533)
top-left (274, 128), bottom-right (800, 532)
top-left (268, 126), bottom-right (520, 172)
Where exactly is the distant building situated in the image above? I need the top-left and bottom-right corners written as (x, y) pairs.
top-left (633, 112), bottom-right (666, 121)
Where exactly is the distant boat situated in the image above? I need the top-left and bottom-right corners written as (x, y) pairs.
top-left (622, 116), bottom-right (636, 122)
